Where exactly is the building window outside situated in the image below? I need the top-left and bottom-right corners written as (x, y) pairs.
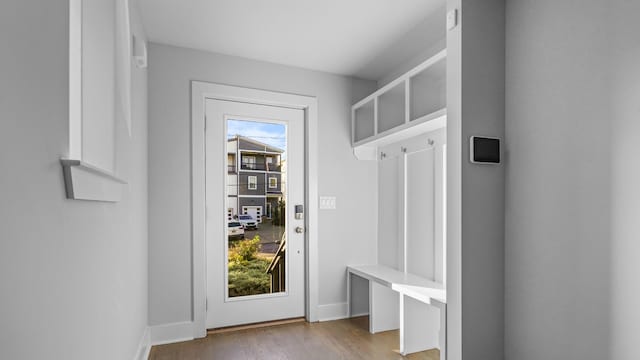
top-left (248, 176), bottom-right (258, 190)
top-left (228, 154), bottom-right (236, 173)
top-left (243, 155), bottom-right (256, 169)
top-left (269, 177), bottom-right (278, 189)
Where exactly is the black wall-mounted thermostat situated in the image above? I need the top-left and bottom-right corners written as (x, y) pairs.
top-left (295, 204), bottom-right (304, 220)
top-left (470, 136), bottom-right (501, 164)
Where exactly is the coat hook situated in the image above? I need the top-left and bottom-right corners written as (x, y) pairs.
top-left (401, 147), bottom-right (407, 153)
top-left (428, 139), bottom-right (435, 146)
top-left (380, 152), bottom-right (387, 160)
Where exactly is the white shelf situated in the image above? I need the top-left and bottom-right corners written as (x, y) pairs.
top-left (353, 109), bottom-right (446, 160)
top-left (352, 49), bottom-right (447, 160)
top-left (60, 159), bottom-right (127, 202)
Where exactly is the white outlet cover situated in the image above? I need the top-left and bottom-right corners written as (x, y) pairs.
top-left (447, 9), bottom-right (458, 30)
top-left (319, 196), bottom-right (336, 210)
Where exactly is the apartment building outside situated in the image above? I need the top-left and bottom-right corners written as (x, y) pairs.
top-left (227, 135), bottom-right (284, 223)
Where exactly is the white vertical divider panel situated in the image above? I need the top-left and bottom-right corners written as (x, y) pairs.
top-left (405, 80), bottom-right (412, 124)
top-left (399, 152), bottom-right (408, 272)
top-left (400, 294), bottom-right (441, 355)
top-left (378, 157), bottom-right (400, 269)
top-left (406, 147), bottom-right (436, 280)
top-left (434, 141), bottom-right (446, 284)
top-left (369, 282), bottom-right (400, 333)
top-left (373, 97), bottom-right (379, 135)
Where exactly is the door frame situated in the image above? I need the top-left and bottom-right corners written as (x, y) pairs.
top-left (191, 81), bottom-right (319, 338)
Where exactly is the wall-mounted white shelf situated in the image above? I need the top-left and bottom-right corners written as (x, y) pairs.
top-left (60, 159), bottom-right (126, 202)
top-left (352, 49), bottom-right (447, 160)
top-left (353, 110), bottom-right (446, 160)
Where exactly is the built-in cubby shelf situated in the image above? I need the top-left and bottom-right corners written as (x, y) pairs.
top-left (352, 49), bottom-right (446, 160)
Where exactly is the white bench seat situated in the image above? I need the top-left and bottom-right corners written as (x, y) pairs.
top-left (347, 264), bottom-right (447, 358)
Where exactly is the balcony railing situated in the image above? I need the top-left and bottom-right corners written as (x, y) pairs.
top-left (241, 163), bottom-right (266, 171)
top-left (240, 163), bottom-right (282, 172)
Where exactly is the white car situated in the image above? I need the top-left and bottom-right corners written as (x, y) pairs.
top-left (228, 221), bottom-right (245, 240)
top-left (237, 214), bottom-right (258, 230)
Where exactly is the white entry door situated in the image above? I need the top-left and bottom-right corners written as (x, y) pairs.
top-left (205, 99), bottom-right (305, 329)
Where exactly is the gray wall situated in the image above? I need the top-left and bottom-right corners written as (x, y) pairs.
top-left (148, 43), bottom-right (378, 325)
top-left (0, 1), bottom-right (148, 359)
top-left (505, 0), bottom-right (640, 359)
top-left (610, 2), bottom-right (640, 357)
top-left (460, 0), bottom-right (506, 359)
top-left (447, 0), bottom-right (506, 359)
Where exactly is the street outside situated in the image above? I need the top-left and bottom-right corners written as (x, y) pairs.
top-left (230, 221), bottom-right (285, 257)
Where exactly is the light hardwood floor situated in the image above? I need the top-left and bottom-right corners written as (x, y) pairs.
top-left (149, 317), bottom-right (439, 360)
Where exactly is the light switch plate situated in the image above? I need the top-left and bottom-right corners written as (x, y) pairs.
top-left (447, 9), bottom-right (458, 30)
top-left (319, 196), bottom-right (336, 210)
top-left (132, 35), bottom-right (148, 68)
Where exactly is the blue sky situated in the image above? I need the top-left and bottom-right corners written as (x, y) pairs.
top-left (227, 119), bottom-right (286, 152)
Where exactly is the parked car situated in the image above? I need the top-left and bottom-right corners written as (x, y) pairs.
top-left (237, 214), bottom-right (258, 230)
top-left (228, 221), bottom-right (245, 240)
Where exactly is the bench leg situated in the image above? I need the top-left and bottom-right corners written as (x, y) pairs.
top-left (399, 295), bottom-right (441, 355)
top-left (346, 271), bottom-right (351, 318)
top-left (427, 300), bottom-right (447, 360)
top-left (370, 282), bottom-right (399, 333)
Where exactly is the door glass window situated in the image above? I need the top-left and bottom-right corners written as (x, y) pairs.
top-left (227, 119), bottom-right (287, 297)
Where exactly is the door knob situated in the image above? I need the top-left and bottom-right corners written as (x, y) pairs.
top-left (295, 226), bottom-right (305, 234)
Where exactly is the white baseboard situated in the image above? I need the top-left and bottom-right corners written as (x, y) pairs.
top-left (317, 303), bottom-right (369, 322)
top-left (317, 303), bottom-right (349, 321)
top-left (149, 321), bottom-right (194, 346)
top-left (351, 311), bottom-right (369, 317)
top-left (134, 327), bottom-right (151, 360)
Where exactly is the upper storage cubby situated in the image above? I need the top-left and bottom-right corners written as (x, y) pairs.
top-left (353, 99), bottom-right (375, 143)
top-left (352, 50), bottom-right (447, 160)
top-left (378, 83), bottom-right (406, 133)
top-left (410, 55), bottom-right (446, 121)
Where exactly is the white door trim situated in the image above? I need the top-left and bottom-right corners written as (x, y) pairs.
top-left (191, 81), bottom-right (319, 338)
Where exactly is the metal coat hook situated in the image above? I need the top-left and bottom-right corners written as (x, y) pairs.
top-left (428, 138), bottom-right (435, 146)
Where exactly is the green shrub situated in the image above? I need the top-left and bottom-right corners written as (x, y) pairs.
top-left (228, 256), bottom-right (271, 297)
top-left (227, 236), bottom-right (271, 297)
top-left (228, 236), bottom-right (261, 264)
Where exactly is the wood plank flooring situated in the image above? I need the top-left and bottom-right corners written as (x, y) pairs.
top-left (149, 317), bottom-right (439, 360)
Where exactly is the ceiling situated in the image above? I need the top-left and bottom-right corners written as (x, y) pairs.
top-left (136, 0), bottom-right (445, 81)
